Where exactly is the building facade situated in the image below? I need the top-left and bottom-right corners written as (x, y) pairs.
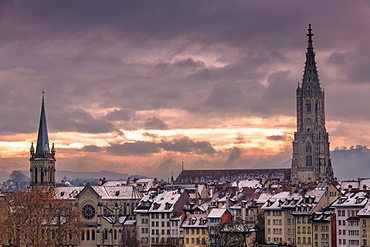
top-left (291, 25), bottom-right (334, 183)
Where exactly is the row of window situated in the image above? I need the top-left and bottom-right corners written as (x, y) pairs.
top-left (151, 213), bottom-right (171, 219)
top-left (151, 229), bottom-right (170, 236)
top-left (338, 209), bottom-right (360, 217)
top-left (297, 236), bottom-right (312, 244)
top-left (185, 228), bottom-right (206, 235)
top-left (185, 237), bottom-right (206, 244)
top-left (151, 221), bottom-right (170, 227)
top-left (297, 226), bottom-right (311, 234)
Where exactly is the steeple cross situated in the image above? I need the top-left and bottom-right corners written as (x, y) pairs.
top-left (307, 24), bottom-right (314, 42)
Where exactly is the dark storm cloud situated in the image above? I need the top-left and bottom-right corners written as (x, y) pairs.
top-left (266, 135), bottom-right (289, 141)
top-left (81, 145), bottom-right (101, 153)
top-left (106, 136), bottom-right (216, 156)
top-left (0, 0), bottom-right (370, 151)
top-left (159, 136), bottom-right (216, 154)
top-left (50, 108), bottom-right (114, 133)
top-left (107, 141), bottom-right (160, 156)
top-left (105, 109), bottom-right (136, 121)
top-left (144, 116), bottom-right (168, 130)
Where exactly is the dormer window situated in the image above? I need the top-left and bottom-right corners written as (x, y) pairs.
top-left (165, 202), bottom-right (173, 210)
top-left (189, 217), bottom-right (197, 225)
top-left (153, 202), bottom-right (160, 210)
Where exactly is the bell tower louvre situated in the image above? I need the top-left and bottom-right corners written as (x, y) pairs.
top-left (30, 90), bottom-right (56, 187)
top-left (291, 25), bottom-right (334, 183)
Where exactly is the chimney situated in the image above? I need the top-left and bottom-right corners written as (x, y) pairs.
top-left (195, 184), bottom-right (199, 201)
top-left (225, 195), bottom-right (230, 210)
top-left (291, 184), bottom-right (296, 194)
top-left (348, 184), bottom-right (353, 192)
top-left (241, 201), bottom-right (247, 222)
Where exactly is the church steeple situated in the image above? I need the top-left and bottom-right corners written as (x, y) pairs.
top-left (36, 90), bottom-right (50, 155)
top-left (291, 25), bottom-right (334, 182)
top-left (30, 91), bottom-right (56, 187)
top-left (302, 24), bottom-right (320, 91)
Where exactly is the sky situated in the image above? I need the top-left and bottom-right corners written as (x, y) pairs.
top-left (0, 1), bottom-right (370, 180)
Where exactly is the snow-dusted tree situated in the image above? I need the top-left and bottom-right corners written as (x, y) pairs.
top-left (0, 187), bottom-right (83, 247)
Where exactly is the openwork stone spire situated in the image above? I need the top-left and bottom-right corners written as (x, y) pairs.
top-left (291, 25), bottom-right (334, 182)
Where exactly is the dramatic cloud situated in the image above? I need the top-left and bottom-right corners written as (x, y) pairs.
top-left (144, 117), bottom-right (169, 130)
top-left (0, 1), bottom-right (370, 179)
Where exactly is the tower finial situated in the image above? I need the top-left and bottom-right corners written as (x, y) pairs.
top-left (42, 89), bottom-right (45, 103)
top-left (307, 24), bottom-right (314, 48)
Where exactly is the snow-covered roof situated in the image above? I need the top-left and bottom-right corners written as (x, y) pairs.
top-left (55, 185), bottom-right (143, 200)
top-left (181, 214), bottom-right (208, 228)
top-left (358, 201), bottom-right (370, 216)
top-left (148, 190), bottom-right (182, 213)
top-left (231, 179), bottom-right (262, 189)
top-left (261, 192), bottom-right (296, 210)
top-left (102, 181), bottom-right (127, 186)
top-left (332, 191), bottom-right (368, 208)
top-left (55, 187), bottom-right (84, 199)
top-left (208, 208), bottom-right (228, 218)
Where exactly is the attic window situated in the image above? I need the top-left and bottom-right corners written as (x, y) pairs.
top-left (115, 191), bottom-right (120, 196)
top-left (153, 203), bottom-right (160, 210)
top-left (165, 202), bottom-right (172, 210)
top-left (60, 191), bottom-right (65, 197)
top-left (199, 218), bottom-right (207, 225)
top-left (189, 217), bottom-right (197, 225)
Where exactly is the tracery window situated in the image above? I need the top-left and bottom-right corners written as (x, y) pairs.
top-left (306, 100), bottom-right (311, 112)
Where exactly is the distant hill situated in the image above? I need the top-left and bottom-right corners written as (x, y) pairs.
top-left (331, 145), bottom-right (370, 180)
top-left (274, 145), bottom-right (370, 180)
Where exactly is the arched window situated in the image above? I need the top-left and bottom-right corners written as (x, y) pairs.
top-left (86, 230), bottom-right (90, 240)
top-left (92, 230), bottom-right (95, 241)
top-left (81, 230), bottom-right (85, 241)
top-left (306, 143), bottom-right (312, 153)
top-left (306, 155), bottom-right (312, 167)
top-left (41, 168), bottom-right (44, 183)
top-left (34, 168), bottom-right (38, 183)
top-left (315, 101), bottom-right (319, 116)
top-left (306, 100), bottom-right (311, 113)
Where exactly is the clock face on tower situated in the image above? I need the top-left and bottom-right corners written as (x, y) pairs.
top-left (82, 204), bottom-right (96, 220)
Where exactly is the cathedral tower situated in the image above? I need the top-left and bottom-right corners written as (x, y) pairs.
top-left (291, 25), bottom-right (334, 182)
top-left (30, 91), bottom-right (56, 187)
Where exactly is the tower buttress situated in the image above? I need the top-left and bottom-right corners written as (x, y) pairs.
top-left (30, 91), bottom-right (56, 187)
top-left (291, 25), bottom-right (334, 182)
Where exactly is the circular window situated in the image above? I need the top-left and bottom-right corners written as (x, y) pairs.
top-left (82, 204), bottom-right (96, 220)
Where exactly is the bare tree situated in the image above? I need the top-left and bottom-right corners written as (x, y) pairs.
top-left (121, 225), bottom-right (140, 247)
top-left (0, 187), bottom-right (83, 247)
top-left (216, 223), bottom-right (257, 247)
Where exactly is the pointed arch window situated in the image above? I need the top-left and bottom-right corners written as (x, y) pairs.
top-left (306, 100), bottom-right (311, 113)
top-left (306, 143), bottom-right (312, 153)
top-left (306, 155), bottom-right (312, 167)
top-left (315, 101), bottom-right (319, 116)
top-left (34, 168), bottom-right (38, 183)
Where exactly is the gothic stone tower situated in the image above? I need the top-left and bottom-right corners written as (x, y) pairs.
top-left (30, 91), bottom-right (56, 187)
top-left (291, 25), bottom-right (334, 182)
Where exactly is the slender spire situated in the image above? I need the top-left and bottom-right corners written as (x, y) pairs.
top-left (302, 24), bottom-right (320, 90)
top-left (36, 89), bottom-right (50, 154)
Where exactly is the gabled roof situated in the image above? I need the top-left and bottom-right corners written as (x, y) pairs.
top-left (148, 190), bottom-right (182, 213)
top-left (55, 184), bottom-right (142, 200)
top-left (208, 208), bottom-right (228, 218)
